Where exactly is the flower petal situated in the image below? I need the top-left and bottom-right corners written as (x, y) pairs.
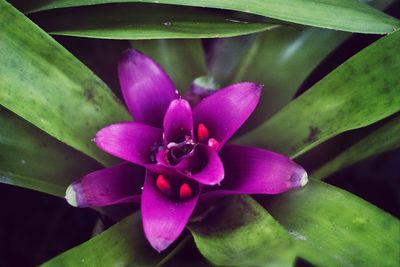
top-left (163, 99), bottom-right (193, 144)
top-left (118, 49), bottom-right (179, 127)
top-left (95, 122), bottom-right (162, 165)
top-left (201, 145), bottom-right (308, 200)
top-left (193, 82), bottom-right (261, 147)
top-left (141, 171), bottom-right (199, 252)
top-left (65, 163), bottom-right (144, 207)
top-left (176, 144), bottom-right (224, 185)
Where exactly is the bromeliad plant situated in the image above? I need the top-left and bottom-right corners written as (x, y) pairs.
top-left (1, 0), bottom-right (400, 266)
top-left (65, 49), bottom-right (308, 251)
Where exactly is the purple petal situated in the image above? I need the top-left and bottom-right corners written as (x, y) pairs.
top-left (118, 49), bottom-right (179, 127)
top-left (65, 163), bottom-right (144, 207)
top-left (141, 171), bottom-right (199, 252)
top-left (95, 122), bottom-right (162, 165)
top-left (175, 144), bottom-right (224, 185)
top-left (201, 145), bottom-right (308, 200)
top-left (193, 82), bottom-right (261, 147)
top-left (163, 99), bottom-right (193, 144)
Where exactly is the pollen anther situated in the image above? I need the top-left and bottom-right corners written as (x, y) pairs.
top-left (179, 183), bottom-right (192, 199)
top-left (197, 123), bottom-right (209, 142)
top-left (208, 138), bottom-right (219, 149)
top-left (156, 174), bottom-right (171, 193)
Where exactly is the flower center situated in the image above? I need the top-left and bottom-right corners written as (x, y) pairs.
top-left (166, 140), bottom-right (195, 165)
top-left (155, 174), bottom-right (196, 200)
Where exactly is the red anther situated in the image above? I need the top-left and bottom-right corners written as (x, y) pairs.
top-left (197, 123), bottom-right (209, 142)
top-left (156, 174), bottom-right (171, 193)
top-left (179, 183), bottom-right (192, 199)
top-left (208, 138), bottom-right (219, 149)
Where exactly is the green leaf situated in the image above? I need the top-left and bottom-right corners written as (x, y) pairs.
top-left (236, 30), bottom-right (400, 158)
top-left (23, 0), bottom-right (400, 34)
top-left (234, 27), bottom-right (350, 130)
top-left (206, 34), bottom-right (259, 86)
top-left (189, 196), bottom-right (296, 267)
top-left (263, 180), bottom-right (400, 267)
top-left (312, 115), bottom-right (400, 180)
top-left (0, 0), bottom-right (131, 166)
top-left (0, 107), bottom-right (100, 196)
top-left (131, 39), bottom-right (207, 92)
top-left (210, 0), bottom-right (396, 131)
top-left (33, 3), bottom-right (277, 40)
top-left (41, 212), bottom-right (178, 266)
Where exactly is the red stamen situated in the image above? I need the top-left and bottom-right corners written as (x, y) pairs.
top-left (179, 183), bottom-right (192, 199)
top-left (208, 138), bottom-right (219, 149)
top-left (197, 123), bottom-right (209, 142)
top-left (156, 174), bottom-right (171, 193)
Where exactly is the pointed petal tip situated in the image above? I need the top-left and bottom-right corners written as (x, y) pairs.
top-left (119, 48), bottom-right (142, 64)
top-left (93, 126), bottom-right (108, 147)
top-left (300, 171), bottom-right (308, 187)
top-left (169, 98), bottom-right (191, 108)
top-left (289, 167), bottom-right (309, 189)
top-left (241, 81), bottom-right (263, 93)
top-left (148, 237), bottom-right (171, 253)
top-left (65, 184), bottom-right (78, 207)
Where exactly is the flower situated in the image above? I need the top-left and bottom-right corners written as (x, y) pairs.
top-left (65, 49), bottom-right (308, 252)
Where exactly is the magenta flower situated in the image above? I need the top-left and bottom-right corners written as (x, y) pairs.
top-left (65, 49), bottom-right (308, 252)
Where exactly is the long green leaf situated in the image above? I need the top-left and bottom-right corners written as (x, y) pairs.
top-left (312, 115), bottom-right (400, 180)
top-left (211, 0), bottom-right (396, 131)
top-left (131, 39), bottom-right (207, 92)
top-left (263, 180), bottom-right (400, 267)
top-left (234, 28), bottom-right (350, 130)
top-left (0, 108), bottom-right (100, 196)
top-left (42, 212), bottom-right (177, 266)
top-left (206, 34), bottom-right (259, 86)
top-left (236, 30), bottom-right (400, 158)
top-left (189, 196), bottom-right (296, 267)
top-left (22, 0), bottom-right (400, 34)
top-left (0, 0), bottom-right (130, 166)
top-left (32, 3), bottom-right (277, 40)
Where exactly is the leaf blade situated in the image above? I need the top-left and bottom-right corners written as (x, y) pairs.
top-left (236, 30), bottom-right (400, 158)
top-left (0, 107), bottom-right (100, 196)
top-left (34, 4), bottom-right (277, 40)
top-left (41, 213), bottom-right (171, 266)
top-left (23, 0), bottom-right (400, 34)
top-left (263, 180), bottom-right (400, 267)
top-left (0, 0), bottom-right (131, 165)
top-left (312, 115), bottom-right (400, 180)
top-left (189, 196), bottom-right (296, 267)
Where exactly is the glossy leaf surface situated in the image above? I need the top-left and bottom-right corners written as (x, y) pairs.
top-left (264, 180), bottom-right (400, 267)
top-left (33, 4), bottom-right (277, 40)
top-left (0, 108), bottom-right (100, 196)
top-left (212, 0), bottom-right (396, 131)
top-left (236, 30), bottom-right (400, 158)
top-left (312, 115), bottom-right (400, 180)
top-left (23, 0), bottom-right (400, 34)
top-left (189, 196), bottom-right (295, 267)
top-left (41, 213), bottom-right (170, 266)
top-left (0, 0), bottom-right (130, 165)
